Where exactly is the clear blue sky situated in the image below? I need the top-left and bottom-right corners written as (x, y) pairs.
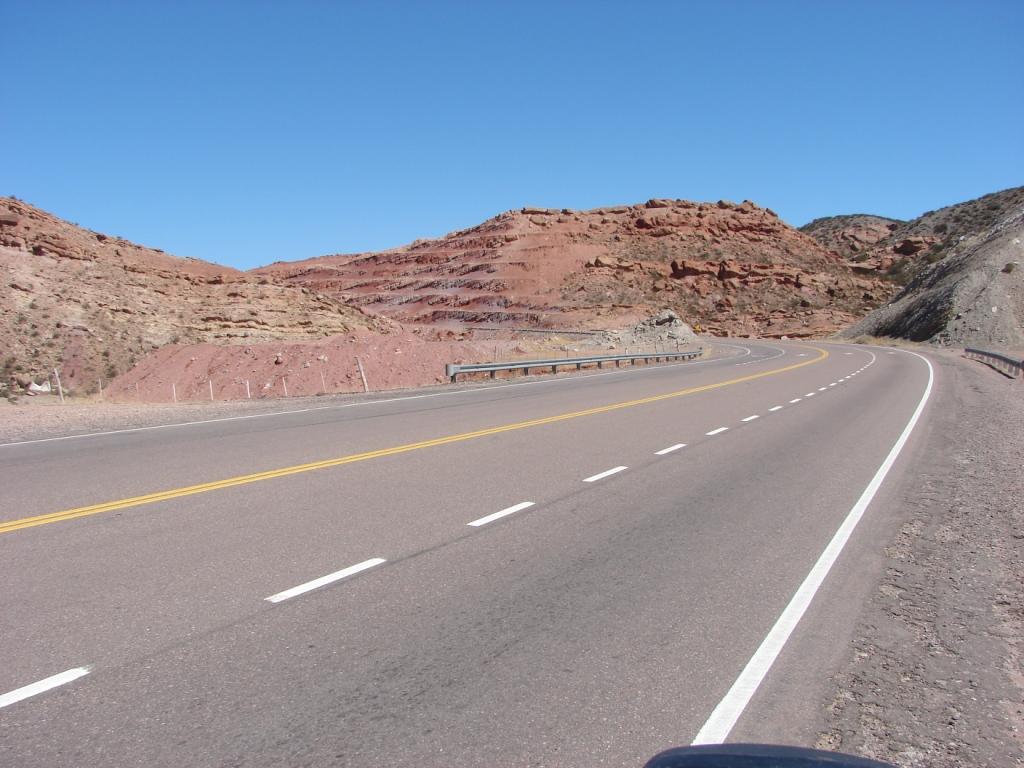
top-left (3, 1), bottom-right (1021, 270)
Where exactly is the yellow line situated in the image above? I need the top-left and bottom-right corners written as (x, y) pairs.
top-left (0, 346), bottom-right (828, 535)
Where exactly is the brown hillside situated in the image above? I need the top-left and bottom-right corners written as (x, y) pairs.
top-left (0, 198), bottom-right (392, 394)
top-left (799, 214), bottom-right (903, 260)
top-left (842, 203), bottom-right (1024, 348)
top-left (256, 199), bottom-right (893, 339)
top-left (803, 187), bottom-right (1024, 285)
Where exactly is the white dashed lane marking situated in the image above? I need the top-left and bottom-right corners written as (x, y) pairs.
top-left (468, 501), bottom-right (535, 528)
top-left (0, 668), bottom-right (91, 709)
top-left (655, 444), bottom-right (687, 455)
top-left (265, 558), bottom-right (387, 603)
top-left (583, 466), bottom-right (628, 483)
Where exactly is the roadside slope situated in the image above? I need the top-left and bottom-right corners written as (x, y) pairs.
top-left (841, 207), bottom-right (1023, 347)
top-left (0, 197), bottom-right (391, 395)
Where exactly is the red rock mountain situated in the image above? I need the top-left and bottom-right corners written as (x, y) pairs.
top-left (256, 199), bottom-right (892, 338)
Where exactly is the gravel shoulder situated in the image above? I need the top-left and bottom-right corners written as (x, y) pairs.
top-left (816, 348), bottom-right (1023, 766)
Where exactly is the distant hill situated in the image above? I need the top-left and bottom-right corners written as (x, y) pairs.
top-left (256, 198), bottom-right (893, 339)
top-left (800, 214), bottom-right (903, 260)
top-left (841, 198), bottom-right (1024, 348)
top-left (802, 187), bottom-right (1024, 287)
top-left (0, 198), bottom-right (390, 394)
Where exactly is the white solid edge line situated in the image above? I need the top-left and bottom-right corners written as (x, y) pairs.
top-left (265, 558), bottom-right (386, 603)
top-left (0, 344), bottom-right (760, 449)
top-left (655, 443), bottom-right (687, 455)
top-left (741, 415), bottom-right (760, 422)
top-left (768, 406), bottom-right (783, 412)
top-left (0, 667), bottom-right (91, 709)
top-left (692, 348), bottom-right (934, 745)
top-left (705, 427), bottom-right (729, 436)
top-left (583, 466), bottom-right (628, 483)
top-left (467, 501), bottom-right (535, 527)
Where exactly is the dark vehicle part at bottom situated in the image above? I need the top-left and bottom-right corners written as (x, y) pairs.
top-left (644, 744), bottom-right (895, 767)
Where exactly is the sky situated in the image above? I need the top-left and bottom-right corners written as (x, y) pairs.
top-left (2, 1), bottom-right (1021, 270)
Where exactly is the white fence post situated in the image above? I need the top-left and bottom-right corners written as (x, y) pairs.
top-left (356, 357), bottom-right (368, 392)
top-left (53, 368), bottom-right (65, 403)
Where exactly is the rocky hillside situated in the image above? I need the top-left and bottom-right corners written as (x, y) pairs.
top-left (0, 198), bottom-right (392, 394)
top-left (841, 203), bottom-right (1024, 347)
top-left (803, 187), bottom-right (1024, 285)
top-left (799, 214), bottom-right (903, 260)
top-left (257, 199), bottom-right (893, 339)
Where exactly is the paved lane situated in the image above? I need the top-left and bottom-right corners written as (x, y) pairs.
top-left (0, 342), bottom-right (933, 766)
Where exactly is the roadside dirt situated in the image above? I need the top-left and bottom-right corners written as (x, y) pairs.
top-left (817, 350), bottom-right (1023, 766)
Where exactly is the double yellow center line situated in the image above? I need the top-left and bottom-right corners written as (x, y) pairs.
top-left (0, 347), bottom-right (828, 535)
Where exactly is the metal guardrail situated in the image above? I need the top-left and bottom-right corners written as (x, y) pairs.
top-left (468, 326), bottom-right (609, 336)
top-left (446, 348), bottom-right (703, 383)
top-left (964, 348), bottom-right (1023, 379)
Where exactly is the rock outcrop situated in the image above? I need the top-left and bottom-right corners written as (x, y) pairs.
top-left (841, 205), bottom-right (1024, 348)
top-left (802, 187), bottom-right (1024, 286)
top-left (257, 198), bottom-right (892, 339)
top-left (0, 197), bottom-right (392, 394)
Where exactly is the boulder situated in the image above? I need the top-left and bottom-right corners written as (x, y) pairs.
top-left (893, 236), bottom-right (931, 256)
top-left (717, 260), bottom-right (744, 280)
top-left (653, 309), bottom-right (681, 325)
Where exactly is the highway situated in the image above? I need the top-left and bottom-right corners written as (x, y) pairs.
top-left (0, 341), bottom-right (935, 767)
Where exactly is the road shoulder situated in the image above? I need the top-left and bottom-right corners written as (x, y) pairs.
top-left (816, 350), bottom-right (1023, 766)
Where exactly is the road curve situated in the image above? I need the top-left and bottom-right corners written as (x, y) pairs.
top-left (0, 341), bottom-right (934, 767)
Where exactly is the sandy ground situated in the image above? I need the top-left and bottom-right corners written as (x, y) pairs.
top-left (816, 349), bottom-right (1023, 766)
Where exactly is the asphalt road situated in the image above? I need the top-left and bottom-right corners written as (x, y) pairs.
top-left (0, 341), bottom-right (935, 767)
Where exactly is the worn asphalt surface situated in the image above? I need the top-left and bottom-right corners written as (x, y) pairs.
top-left (0, 341), bottom-right (935, 767)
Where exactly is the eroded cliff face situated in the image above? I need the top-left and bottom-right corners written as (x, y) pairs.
top-left (1, 198), bottom-right (392, 393)
top-left (257, 198), bottom-right (893, 338)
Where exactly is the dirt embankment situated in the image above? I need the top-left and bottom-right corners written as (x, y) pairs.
top-left (817, 350), bottom-right (1023, 767)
